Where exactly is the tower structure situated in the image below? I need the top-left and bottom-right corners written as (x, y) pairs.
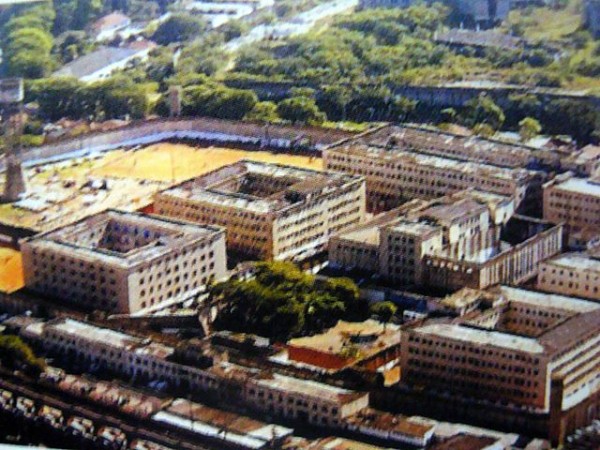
top-left (0, 78), bottom-right (27, 202)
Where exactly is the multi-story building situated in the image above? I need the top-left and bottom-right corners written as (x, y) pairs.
top-left (560, 145), bottom-right (600, 177)
top-left (400, 286), bottom-right (600, 414)
top-left (543, 173), bottom-right (600, 248)
top-left (584, 0), bottom-right (600, 38)
top-left (537, 251), bottom-right (600, 302)
top-left (21, 210), bottom-right (227, 314)
top-left (21, 318), bottom-right (370, 428)
top-left (329, 189), bottom-right (562, 290)
top-left (324, 125), bottom-right (545, 213)
top-left (155, 161), bottom-right (366, 261)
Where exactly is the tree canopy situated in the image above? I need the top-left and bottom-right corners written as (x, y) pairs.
top-left (211, 262), bottom-right (368, 341)
top-left (0, 334), bottom-right (46, 376)
top-left (152, 14), bottom-right (207, 45)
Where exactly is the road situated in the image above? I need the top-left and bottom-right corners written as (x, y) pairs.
top-left (226, 0), bottom-right (359, 51)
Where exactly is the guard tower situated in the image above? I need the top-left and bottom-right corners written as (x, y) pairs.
top-left (0, 78), bottom-right (27, 203)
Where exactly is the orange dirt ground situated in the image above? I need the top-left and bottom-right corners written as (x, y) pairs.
top-left (90, 143), bottom-right (323, 182)
top-left (0, 248), bottom-right (24, 293)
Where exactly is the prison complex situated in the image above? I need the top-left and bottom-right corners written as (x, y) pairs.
top-left (323, 125), bottom-right (545, 213)
top-left (154, 161), bottom-right (366, 261)
top-left (21, 210), bottom-right (227, 314)
top-left (329, 189), bottom-right (562, 291)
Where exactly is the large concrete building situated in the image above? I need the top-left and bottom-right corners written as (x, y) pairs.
top-left (155, 161), bottom-right (366, 261)
top-left (543, 173), bottom-right (600, 248)
top-left (537, 251), bottom-right (600, 302)
top-left (358, 0), bottom-right (510, 26)
top-left (323, 125), bottom-right (545, 213)
top-left (329, 189), bottom-right (562, 291)
top-left (21, 210), bottom-right (227, 314)
top-left (400, 286), bottom-right (600, 420)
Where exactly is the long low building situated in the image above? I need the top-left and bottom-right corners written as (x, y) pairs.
top-left (329, 189), bottom-right (562, 291)
top-left (153, 399), bottom-right (293, 450)
top-left (324, 126), bottom-right (545, 213)
top-left (400, 286), bottom-right (600, 415)
top-left (21, 318), bottom-right (370, 429)
top-left (21, 210), bottom-right (227, 314)
top-left (155, 161), bottom-right (366, 261)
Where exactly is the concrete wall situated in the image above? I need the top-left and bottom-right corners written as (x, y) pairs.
top-left (6, 118), bottom-right (353, 172)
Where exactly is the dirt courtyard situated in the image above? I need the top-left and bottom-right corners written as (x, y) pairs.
top-left (90, 143), bottom-right (323, 182)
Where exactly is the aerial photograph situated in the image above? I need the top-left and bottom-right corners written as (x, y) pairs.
top-left (0, 0), bottom-right (599, 449)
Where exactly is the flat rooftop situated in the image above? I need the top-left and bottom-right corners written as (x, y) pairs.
top-left (429, 434), bottom-right (499, 450)
top-left (254, 372), bottom-right (366, 404)
top-left (552, 177), bottom-right (600, 197)
top-left (26, 210), bottom-right (223, 268)
top-left (330, 143), bottom-right (529, 182)
top-left (346, 408), bottom-right (435, 438)
top-left (160, 398), bottom-right (293, 444)
top-left (46, 318), bottom-right (143, 350)
top-left (338, 226), bottom-right (380, 246)
top-left (542, 252), bottom-right (600, 274)
top-left (389, 219), bottom-right (441, 237)
top-left (160, 160), bottom-right (362, 214)
top-left (288, 320), bottom-right (400, 359)
top-left (492, 286), bottom-right (600, 314)
top-left (416, 323), bottom-right (545, 354)
top-left (339, 124), bottom-right (552, 168)
top-left (440, 288), bottom-right (489, 310)
top-left (420, 198), bottom-right (486, 224)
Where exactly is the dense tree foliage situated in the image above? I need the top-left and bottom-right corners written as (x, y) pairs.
top-left (464, 94), bottom-right (506, 131)
top-left (369, 301), bottom-right (398, 328)
top-left (152, 14), bottom-right (207, 45)
top-left (0, 334), bottom-right (46, 376)
top-left (277, 96), bottom-right (326, 125)
top-left (211, 262), bottom-right (368, 341)
top-left (244, 101), bottom-right (280, 123)
top-left (181, 83), bottom-right (258, 120)
top-left (1, 3), bottom-right (56, 78)
top-left (28, 76), bottom-right (152, 120)
top-left (519, 117), bottom-right (542, 141)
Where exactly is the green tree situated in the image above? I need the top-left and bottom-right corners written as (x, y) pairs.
top-left (244, 101), bottom-right (280, 123)
top-left (465, 94), bottom-right (506, 131)
top-left (370, 301), bottom-right (398, 329)
top-left (277, 96), bottom-right (326, 125)
top-left (211, 262), bottom-right (367, 341)
top-left (0, 335), bottom-right (46, 376)
top-left (72, 0), bottom-right (102, 29)
top-left (519, 117), bottom-right (542, 141)
top-left (28, 77), bottom-right (85, 120)
top-left (152, 14), bottom-right (207, 45)
top-left (183, 84), bottom-right (258, 120)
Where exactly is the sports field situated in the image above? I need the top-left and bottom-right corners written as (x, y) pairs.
top-left (0, 248), bottom-right (24, 293)
top-left (90, 143), bottom-right (323, 182)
